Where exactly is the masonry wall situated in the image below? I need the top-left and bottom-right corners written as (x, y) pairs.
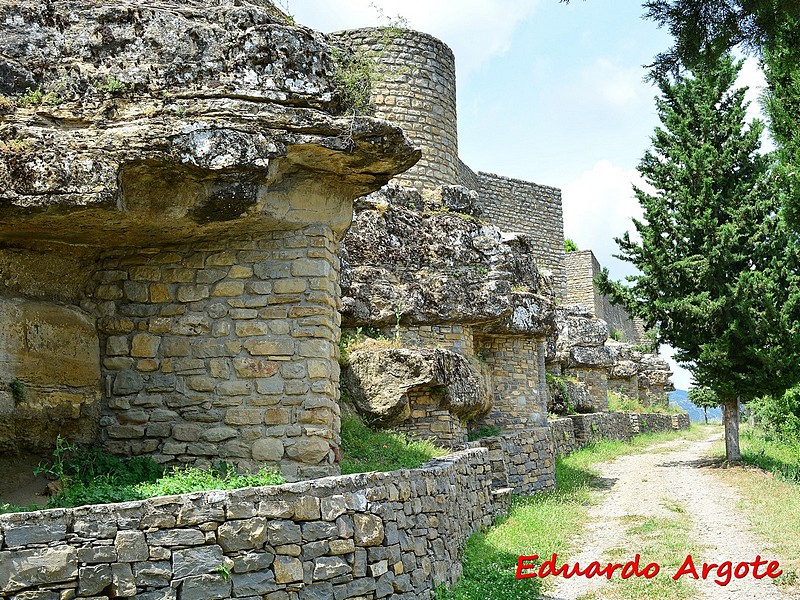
top-left (0, 449), bottom-right (497, 600)
top-left (469, 427), bottom-right (555, 495)
top-left (334, 28), bottom-right (459, 191)
top-left (548, 417), bottom-right (578, 456)
top-left (477, 173), bottom-right (566, 299)
top-left (563, 250), bottom-right (644, 343)
top-left (83, 226), bottom-right (342, 481)
top-left (475, 335), bottom-right (548, 431)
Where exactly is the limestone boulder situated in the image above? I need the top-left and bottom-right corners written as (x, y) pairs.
top-left (341, 185), bottom-right (555, 334)
top-left (0, 1), bottom-right (420, 246)
top-left (342, 346), bottom-right (490, 426)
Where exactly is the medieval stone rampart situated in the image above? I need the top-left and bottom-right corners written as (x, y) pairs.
top-left (332, 28), bottom-right (460, 191)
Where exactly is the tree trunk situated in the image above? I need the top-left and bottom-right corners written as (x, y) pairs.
top-left (722, 397), bottom-right (741, 462)
top-left (703, 407), bottom-right (708, 424)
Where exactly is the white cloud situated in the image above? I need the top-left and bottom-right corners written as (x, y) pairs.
top-left (562, 159), bottom-right (644, 280)
top-left (288, 0), bottom-right (539, 78)
top-left (583, 58), bottom-right (645, 109)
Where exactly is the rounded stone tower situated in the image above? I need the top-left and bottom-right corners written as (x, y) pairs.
top-left (334, 27), bottom-right (459, 190)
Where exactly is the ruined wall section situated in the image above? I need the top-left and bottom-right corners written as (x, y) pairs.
top-left (83, 228), bottom-right (341, 481)
top-left (333, 28), bottom-right (459, 190)
top-left (477, 173), bottom-right (566, 299)
top-left (564, 250), bottom-right (645, 344)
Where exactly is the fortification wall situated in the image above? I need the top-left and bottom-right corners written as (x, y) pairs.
top-left (477, 173), bottom-right (566, 299)
top-left (333, 28), bottom-right (459, 190)
top-left (0, 449), bottom-right (498, 600)
top-left (84, 227), bottom-right (342, 481)
top-left (564, 250), bottom-right (645, 343)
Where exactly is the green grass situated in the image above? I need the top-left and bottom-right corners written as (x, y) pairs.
top-left (579, 510), bottom-right (700, 600)
top-left (1, 444), bottom-right (285, 512)
top-left (340, 413), bottom-right (446, 474)
top-left (711, 426), bottom-right (800, 587)
top-left (467, 424), bottom-right (501, 442)
top-left (436, 426), bottom-right (706, 599)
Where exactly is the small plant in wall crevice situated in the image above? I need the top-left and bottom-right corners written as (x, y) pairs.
top-left (9, 378), bottom-right (26, 403)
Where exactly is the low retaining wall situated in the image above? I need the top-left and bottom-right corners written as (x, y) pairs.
top-left (0, 449), bottom-right (498, 600)
top-left (468, 426), bottom-right (555, 495)
top-left (549, 411), bottom-right (691, 455)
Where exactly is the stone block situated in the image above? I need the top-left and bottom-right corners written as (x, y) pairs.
top-left (233, 357), bottom-right (279, 378)
top-left (0, 546), bottom-right (78, 593)
top-left (78, 564), bottom-right (112, 596)
top-left (115, 530), bottom-right (149, 562)
top-left (354, 514), bottom-right (384, 546)
top-left (252, 437), bottom-right (284, 462)
top-left (172, 545), bottom-right (224, 579)
top-left (313, 556), bottom-right (350, 581)
top-left (244, 339), bottom-right (295, 356)
top-left (179, 573), bottom-right (231, 600)
top-left (212, 280), bottom-right (245, 297)
top-left (217, 518), bottom-right (268, 552)
top-left (131, 333), bottom-right (160, 358)
top-left (232, 570), bottom-right (278, 596)
top-left (285, 437), bottom-right (329, 464)
top-left (225, 408), bottom-right (262, 425)
top-left (273, 556), bottom-right (303, 584)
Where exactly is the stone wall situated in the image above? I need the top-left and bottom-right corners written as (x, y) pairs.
top-left (456, 160), bottom-right (480, 192)
top-left (85, 227), bottom-right (342, 481)
top-left (548, 417), bottom-right (578, 456)
top-left (564, 250), bottom-right (645, 343)
top-left (393, 390), bottom-right (467, 449)
top-left (477, 173), bottom-right (566, 299)
top-left (333, 28), bottom-right (459, 191)
top-left (569, 412), bottom-right (632, 447)
top-left (469, 427), bottom-right (555, 495)
top-left (551, 411), bottom-right (690, 452)
top-left (0, 449), bottom-right (498, 600)
top-left (475, 335), bottom-right (548, 431)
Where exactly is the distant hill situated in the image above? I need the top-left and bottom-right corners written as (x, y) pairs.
top-left (669, 389), bottom-right (722, 423)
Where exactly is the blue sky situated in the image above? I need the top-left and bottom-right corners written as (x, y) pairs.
top-left (289, 0), bottom-right (768, 390)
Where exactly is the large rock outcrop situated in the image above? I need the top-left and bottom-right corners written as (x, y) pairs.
top-left (0, 1), bottom-right (420, 476)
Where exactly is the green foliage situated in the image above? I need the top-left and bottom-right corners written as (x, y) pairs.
top-left (609, 327), bottom-right (624, 342)
top-left (633, 328), bottom-right (660, 354)
top-left (762, 19), bottom-right (800, 229)
top-left (598, 53), bottom-right (800, 410)
top-left (546, 373), bottom-right (574, 415)
top-left (467, 424), bottom-right (501, 442)
top-left (135, 464), bottom-right (284, 497)
top-left (751, 386), bottom-right (800, 443)
top-left (21, 438), bottom-right (284, 511)
top-left (17, 86), bottom-right (62, 107)
top-left (638, 0), bottom-right (800, 77)
top-left (688, 386), bottom-right (720, 424)
top-left (331, 45), bottom-right (379, 116)
top-left (564, 238), bottom-right (579, 252)
top-left (97, 76), bottom-right (129, 94)
top-left (739, 426), bottom-right (800, 484)
top-left (9, 378), bottom-right (26, 403)
top-left (339, 413), bottom-right (445, 474)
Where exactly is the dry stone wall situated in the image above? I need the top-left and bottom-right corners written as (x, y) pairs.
top-left (85, 227), bottom-right (342, 481)
top-left (548, 417), bottom-right (578, 456)
top-left (0, 449), bottom-right (498, 600)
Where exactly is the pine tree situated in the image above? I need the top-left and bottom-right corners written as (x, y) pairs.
top-left (688, 387), bottom-right (719, 424)
top-left (599, 53), bottom-right (800, 462)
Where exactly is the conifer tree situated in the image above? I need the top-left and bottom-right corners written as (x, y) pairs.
top-left (599, 54), bottom-right (800, 462)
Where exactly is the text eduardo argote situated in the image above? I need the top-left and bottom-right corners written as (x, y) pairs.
top-left (516, 553), bottom-right (782, 586)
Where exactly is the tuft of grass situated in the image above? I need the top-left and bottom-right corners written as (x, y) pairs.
top-left (467, 424), bottom-right (501, 442)
top-left (17, 86), bottom-right (62, 108)
top-left (339, 413), bottom-right (445, 474)
top-left (136, 464), bottom-right (284, 497)
top-left (436, 426), bottom-right (709, 599)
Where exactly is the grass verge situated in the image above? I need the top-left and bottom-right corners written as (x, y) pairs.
top-left (339, 413), bottom-right (446, 474)
top-left (436, 426), bottom-right (709, 599)
top-left (710, 426), bottom-right (800, 589)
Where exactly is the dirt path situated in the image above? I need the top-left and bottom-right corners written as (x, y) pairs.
top-left (541, 433), bottom-right (790, 600)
